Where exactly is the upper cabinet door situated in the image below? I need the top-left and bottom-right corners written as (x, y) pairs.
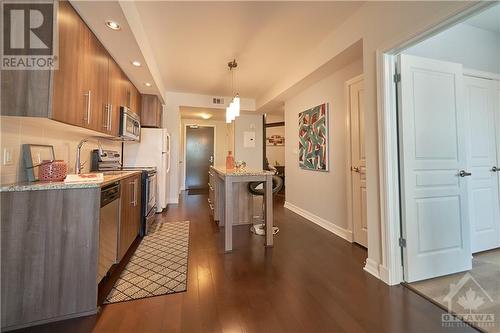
top-left (141, 94), bottom-right (162, 128)
top-left (83, 33), bottom-right (109, 133)
top-left (52, 1), bottom-right (87, 126)
top-left (107, 59), bottom-right (124, 137)
top-left (126, 82), bottom-right (141, 116)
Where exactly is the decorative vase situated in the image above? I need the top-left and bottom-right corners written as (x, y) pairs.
top-left (226, 151), bottom-right (235, 170)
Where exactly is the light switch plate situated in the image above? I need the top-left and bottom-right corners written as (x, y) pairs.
top-left (243, 131), bottom-right (256, 148)
top-left (3, 148), bottom-right (14, 165)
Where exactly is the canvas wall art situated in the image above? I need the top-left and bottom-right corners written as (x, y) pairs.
top-left (298, 103), bottom-right (329, 171)
top-left (266, 134), bottom-right (285, 146)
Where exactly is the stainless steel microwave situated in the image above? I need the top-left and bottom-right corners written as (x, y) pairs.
top-left (120, 107), bottom-right (141, 141)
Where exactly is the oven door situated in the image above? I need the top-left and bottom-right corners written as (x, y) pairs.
top-left (144, 204), bottom-right (157, 235)
top-left (146, 173), bottom-right (157, 214)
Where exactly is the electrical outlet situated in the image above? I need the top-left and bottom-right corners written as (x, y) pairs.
top-left (3, 148), bottom-right (14, 166)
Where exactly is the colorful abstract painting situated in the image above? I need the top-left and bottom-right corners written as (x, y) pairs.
top-left (298, 103), bottom-right (329, 171)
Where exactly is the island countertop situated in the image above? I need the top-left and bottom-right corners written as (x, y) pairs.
top-left (210, 166), bottom-right (274, 177)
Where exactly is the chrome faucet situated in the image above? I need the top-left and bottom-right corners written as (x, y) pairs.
top-left (75, 138), bottom-right (103, 174)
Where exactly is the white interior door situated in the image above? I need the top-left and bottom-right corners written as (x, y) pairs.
top-left (348, 76), bottom-right (368, 247)
top-left (398, 54), bottom-right (472, 282)
top-left (465, 76), bottom-right (500, 253)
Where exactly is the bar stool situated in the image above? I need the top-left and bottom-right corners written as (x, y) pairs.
top-left (248, 175), bottom-right (283, 236)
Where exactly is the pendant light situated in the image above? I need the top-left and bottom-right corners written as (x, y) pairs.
top-left (226, 59), bottom-right (240, 123)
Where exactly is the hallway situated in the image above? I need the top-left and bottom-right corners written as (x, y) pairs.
top-left (18, 193), bottom-right (477, 333)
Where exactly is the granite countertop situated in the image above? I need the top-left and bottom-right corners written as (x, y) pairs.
top-left (0, 171), bottom-right (142, 192)
top-left (210, 166), bottom-right (274, 177)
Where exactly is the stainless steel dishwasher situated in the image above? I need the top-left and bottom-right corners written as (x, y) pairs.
top-left (98, 181), bottom-right (120, 282)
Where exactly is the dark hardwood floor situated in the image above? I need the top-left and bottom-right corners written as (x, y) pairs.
top-left (14, 193), bottom-right (477, 333)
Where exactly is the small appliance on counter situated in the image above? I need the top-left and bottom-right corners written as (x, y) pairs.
top-left (92, 149), bottom-right (157, 236)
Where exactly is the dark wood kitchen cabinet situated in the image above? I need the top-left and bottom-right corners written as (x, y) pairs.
top-left (141, 94), bottom-right (162, 128)
top-left (52, 1), bottom-right (109, 132)
top-left (51, 0), bottom-right (87, 126)
top-left (107, 59), bottom-right (126, 137)
top-left (118, 174), bottom-right (142, 261)
top-left (84, 32), bottom-right (110, 133)
top-left (126, 82), bottom-right (142, 117)
top-left (1, 1), bottom-right (142, 138)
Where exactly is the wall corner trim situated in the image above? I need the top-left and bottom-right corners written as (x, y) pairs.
top-left (363, 258), bottom-right (381, 279)
top-left (283, 201), bottom-right (353, 242)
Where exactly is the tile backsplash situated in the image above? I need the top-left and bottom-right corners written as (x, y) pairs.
top-left (0, 116), bottom-right (121, 184)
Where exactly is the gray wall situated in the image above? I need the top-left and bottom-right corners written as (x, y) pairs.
top-left (285, 59), bottom-right (363, 230)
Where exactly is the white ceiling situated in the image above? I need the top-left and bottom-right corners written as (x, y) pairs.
top-left (134, 1), bottom-right (363, 99)
top-left (464, 4), bottom-right (500, 34)
top-left (70, 1), bottom-right (162, 97)
top-left (180, 106), bottom-right (258, 121)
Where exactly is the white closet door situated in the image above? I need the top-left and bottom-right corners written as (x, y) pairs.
top-left (348, 77), bottom-right (368, 247)
top-left (398, 54), bottom-right (472, 282)
top-left (465, 77), bottom-right (500, 253)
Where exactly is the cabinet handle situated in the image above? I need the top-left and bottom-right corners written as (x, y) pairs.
top-left (103, 104), bottom-right (109, 130)
top-left (84, 90), bottom-right (91, 125)
top-left (491, 166), bottom-right (499, 172)
top-left (109, 104), bottom-right (113, 131)
top-left (130, 180), bottom-right (138, 206)
top-left (135, 180), bottom-right (138, 207)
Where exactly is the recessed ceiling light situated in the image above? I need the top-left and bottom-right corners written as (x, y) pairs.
top-left (131, 61), bottom-right (141, 67)
top-left (105, 20), bottom-right (120, 31)
top-left (144, 82), bottom-right (152, 87)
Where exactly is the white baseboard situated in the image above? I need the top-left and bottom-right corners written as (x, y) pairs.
top-left (363, 258), bottom-right (380, 279)
top-left (378, 265), bottom-right (390, 284)
top-left (284, 201), bottom-right (353, 242)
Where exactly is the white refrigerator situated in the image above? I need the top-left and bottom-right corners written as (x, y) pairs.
top-left (123, 128), bottom-right (171, 213)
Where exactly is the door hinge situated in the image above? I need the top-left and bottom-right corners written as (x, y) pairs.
top-left (399, 237), bottom-right (406, 248)
top-left (393, 73), bottom-right (401, 83)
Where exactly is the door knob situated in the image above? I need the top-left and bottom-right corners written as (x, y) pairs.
top-left (458, 170), bottom-right (472, 177)
top-left (351, 166), bottom-right (360, 173)
top-left (491, 166), bottom-right (499, 172)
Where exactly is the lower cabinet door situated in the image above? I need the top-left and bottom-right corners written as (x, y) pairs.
top-left (119, 175), bottom-right (141, 261)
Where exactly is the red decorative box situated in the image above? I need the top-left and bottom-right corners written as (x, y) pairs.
top-left (39, 160), bottom-right (68, 182)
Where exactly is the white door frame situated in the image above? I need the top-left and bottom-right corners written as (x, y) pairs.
top-left (345, 74), bottom-right (364, 243)
top-left (183, 124), bottom-right (217, 190)
top-left (376, 2), bottom-right (495, 285)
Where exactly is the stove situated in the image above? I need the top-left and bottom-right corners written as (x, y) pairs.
top-left (92, 150), bottom-right (157, 236)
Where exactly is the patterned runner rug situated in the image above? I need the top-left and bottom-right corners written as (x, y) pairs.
top-left (104, 221), bottom-right (190, 304)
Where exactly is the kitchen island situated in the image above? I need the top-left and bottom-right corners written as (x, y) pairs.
top-left (209, 166), bottom-right (275, 252)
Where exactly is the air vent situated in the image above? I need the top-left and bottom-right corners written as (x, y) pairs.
top-left (212, 97), bottom-right (225, 105)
